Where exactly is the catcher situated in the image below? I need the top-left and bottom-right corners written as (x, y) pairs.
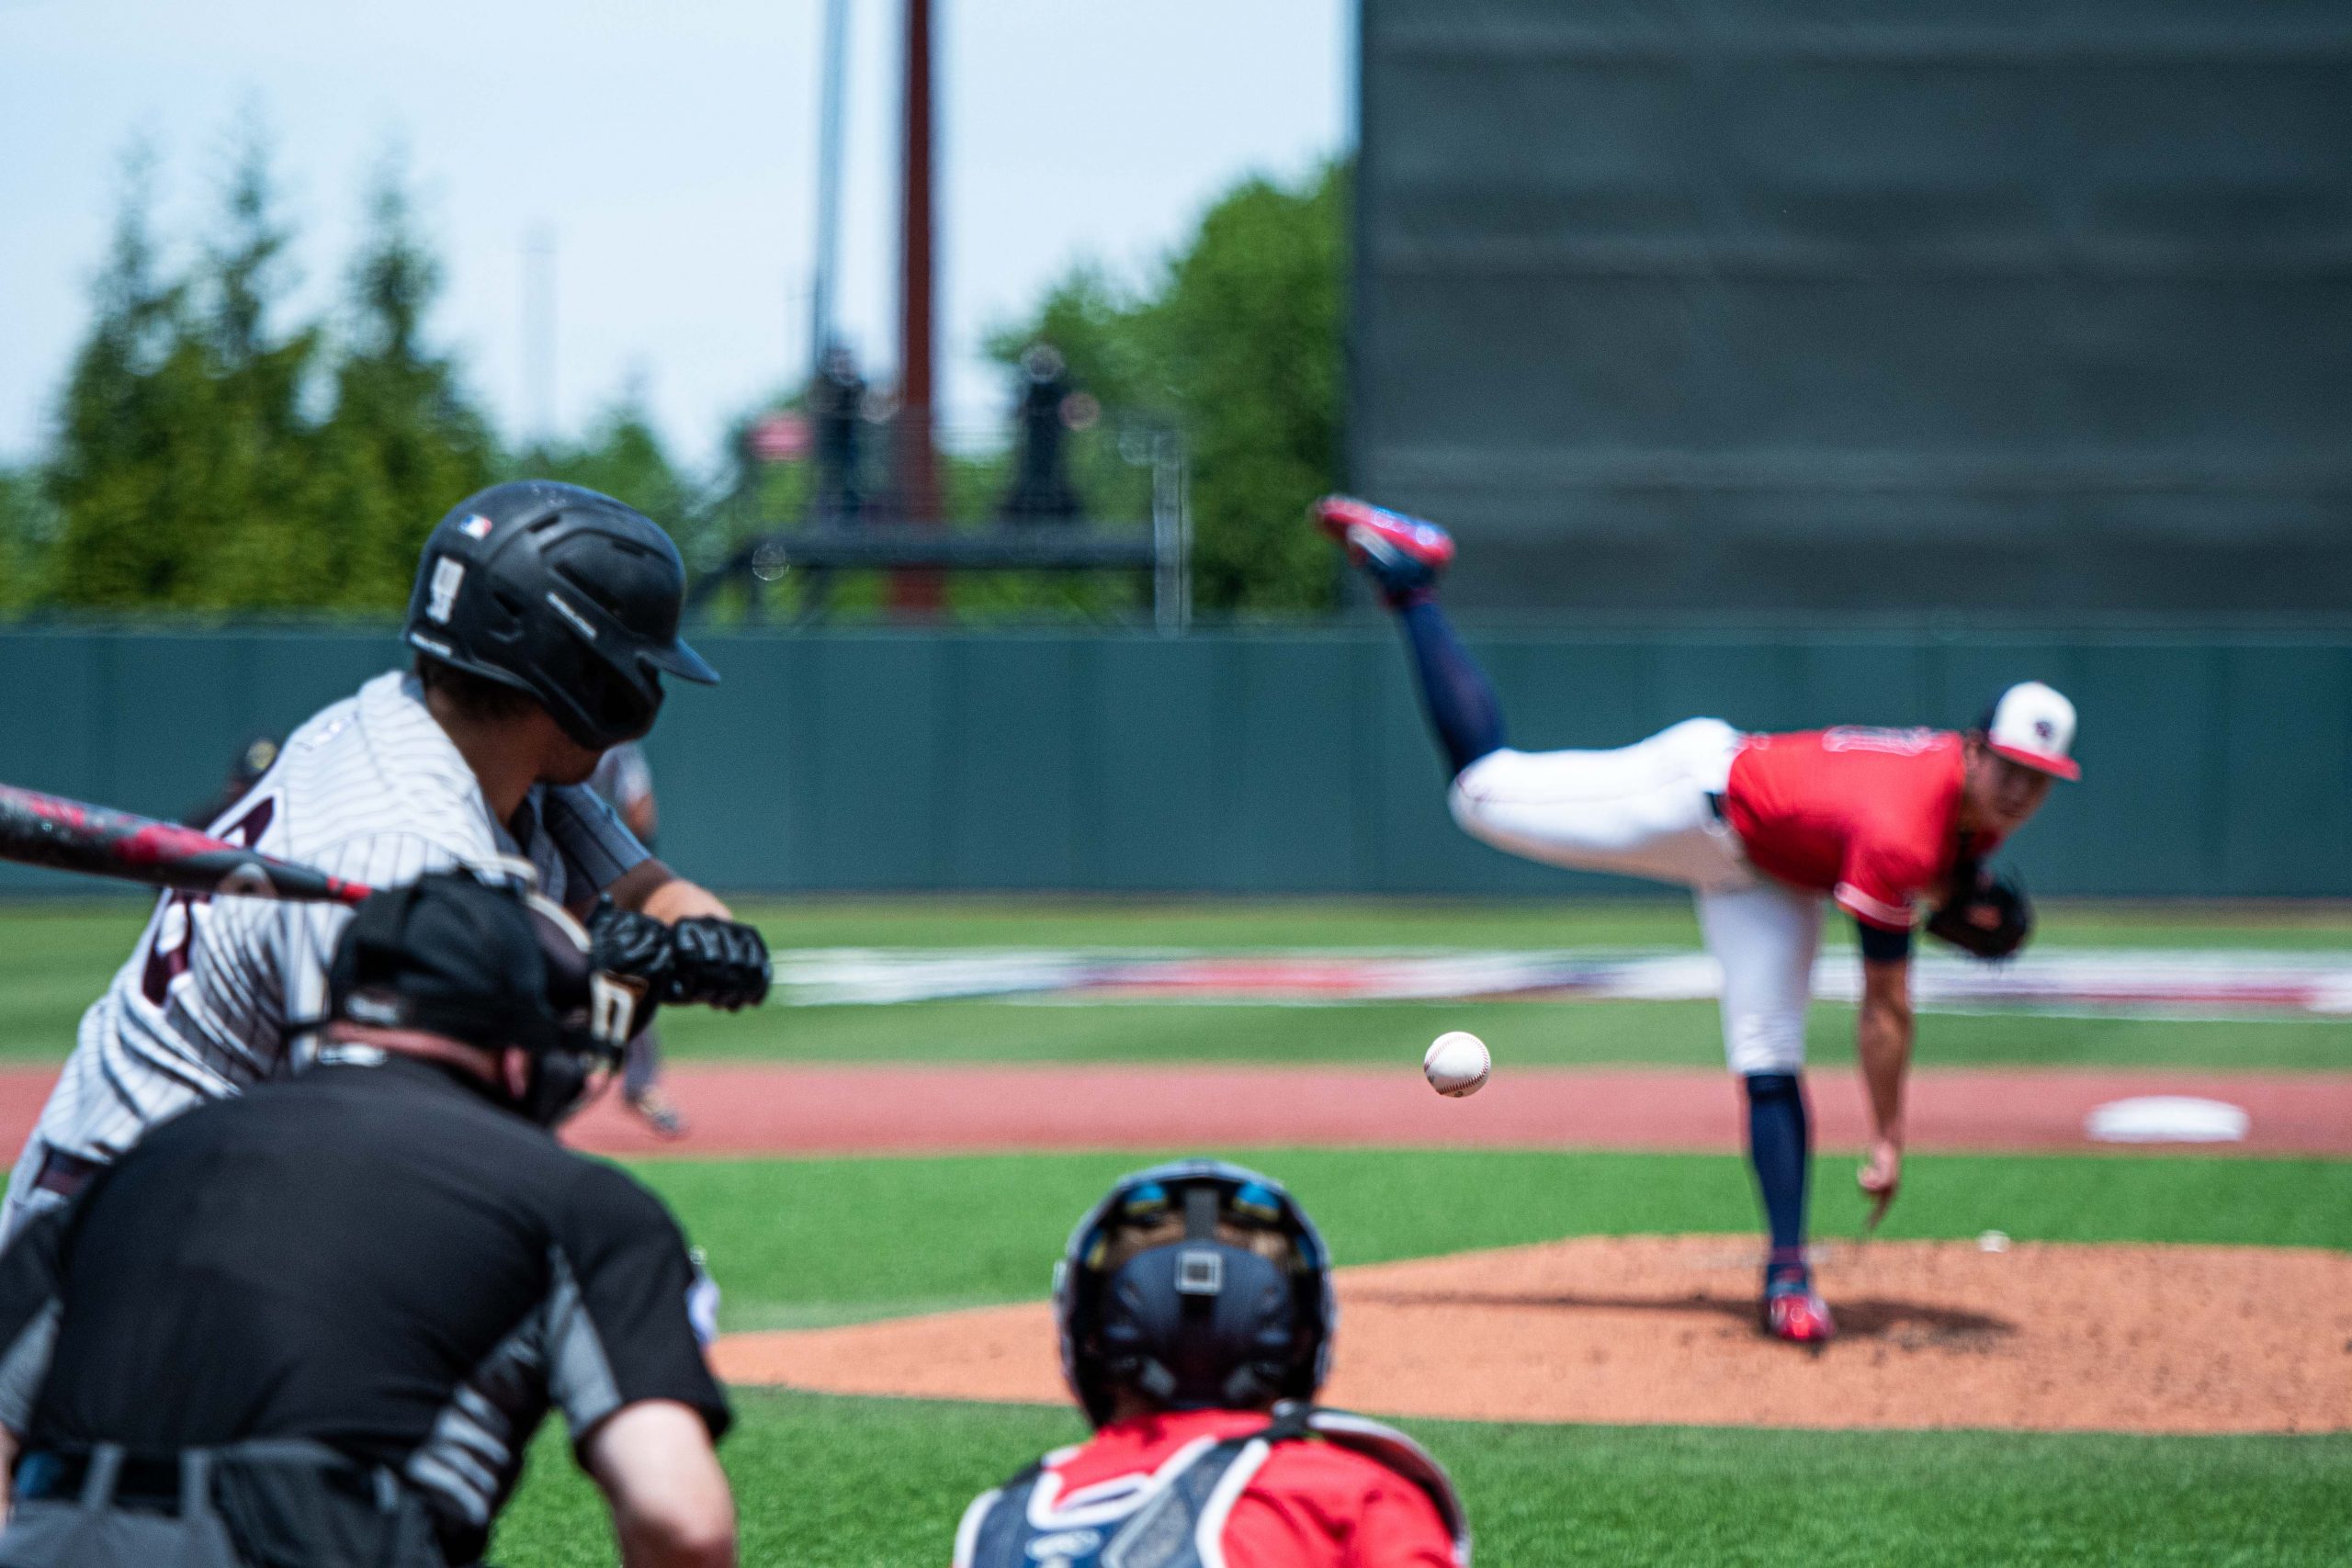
top-left (1316, 496), bottom-right (2075, 1346)
top-left (955, 1160), bottom-right (1470, 1567)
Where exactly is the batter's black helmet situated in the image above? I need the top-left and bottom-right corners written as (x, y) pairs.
top-left (403, 481), bottom-right (718, 750)
top-left (1055, 1159), bottom-right (1335, 1427)
top-left (325, 872), bottom-right (640, 1126)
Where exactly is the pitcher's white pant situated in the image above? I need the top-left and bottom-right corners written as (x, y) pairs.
top-left (1448, 718), bottom-right (1822, 1075)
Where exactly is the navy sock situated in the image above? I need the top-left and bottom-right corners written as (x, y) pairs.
top-left (1396, 595), bottom-right (1506, 775)
top-left (1744, 1072), bottom-right (1811, 1285)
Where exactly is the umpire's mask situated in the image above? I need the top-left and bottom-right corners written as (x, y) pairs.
top-left (514, 891), bottom-right (640, 1125)
top-left (325, 872), bottom-right (641, 1127)
top-left (1055, 1161), bottom-right (1335, 1427)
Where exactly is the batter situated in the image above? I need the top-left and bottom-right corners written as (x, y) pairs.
top-left (3, 481), bottom-right (770, 1241)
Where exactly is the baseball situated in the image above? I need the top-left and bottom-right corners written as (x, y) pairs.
top-left (1423, 1031), bottom-right (1490, 1097)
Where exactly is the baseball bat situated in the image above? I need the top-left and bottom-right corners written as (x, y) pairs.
top-left (0, 784), bottom-right (371, 906)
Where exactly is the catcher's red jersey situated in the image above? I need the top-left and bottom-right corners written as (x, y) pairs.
top-left (1043, 1409), bottom-right (1457, 1567)
top-left (1724, 728), bottom-right (1996, 931)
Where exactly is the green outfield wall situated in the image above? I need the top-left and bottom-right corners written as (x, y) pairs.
top-left (1, 626), bottom-right (2345, 897)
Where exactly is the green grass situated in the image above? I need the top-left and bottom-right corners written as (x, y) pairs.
top-left (4, 897), bottom-right (2345, 1068)
top-left (492, 1389), bottom-right (2352, 1566)
top-left (0, 903), bottom-right (148, 1055)
top-left (634, 1148), bottom-right (2352, 1331)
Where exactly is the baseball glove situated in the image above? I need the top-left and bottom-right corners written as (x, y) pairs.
top-left (1926, 863), bottom-right (2033, 960)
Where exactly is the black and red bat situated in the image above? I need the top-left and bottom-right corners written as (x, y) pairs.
top-left (0, 784), bottom-right (371, 906)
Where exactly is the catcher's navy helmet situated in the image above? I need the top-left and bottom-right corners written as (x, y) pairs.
top-left (403, 480), bottom-right (718, 750)
top-left (1054, 1159), bottom-right (1335, 1427)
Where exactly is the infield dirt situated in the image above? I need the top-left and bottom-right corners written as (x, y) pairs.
top-left (715, 1235), bottom-right (2352, 1434)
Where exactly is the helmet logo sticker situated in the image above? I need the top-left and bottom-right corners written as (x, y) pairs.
top-left (544, 591), bottom-right (600, 641)
top-left (459, 513), bottom-right (495, 539)
top-left (425, 558), bottom-right (466, 623)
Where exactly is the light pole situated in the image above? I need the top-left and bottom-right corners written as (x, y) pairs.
top-left (891, 0), bottom-right (942, 613)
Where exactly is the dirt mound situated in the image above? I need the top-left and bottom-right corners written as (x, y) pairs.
top-left (714, 1236), bottom-right (2352, 1433)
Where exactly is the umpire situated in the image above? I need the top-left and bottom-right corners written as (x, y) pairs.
top-left (0, 874), bottom-right (734, 1568)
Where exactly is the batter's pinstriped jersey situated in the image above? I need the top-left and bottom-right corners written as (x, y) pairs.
top-left (5, 671), bottom-right (647, 1224)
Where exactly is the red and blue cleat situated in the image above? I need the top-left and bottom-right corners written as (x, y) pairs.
top-left (1312, 495), bottom-right (1455, 603)
top-left (1763, 1275), bottom-right (1837, 1349)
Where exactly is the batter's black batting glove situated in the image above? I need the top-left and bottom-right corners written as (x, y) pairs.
top-left (1926, 865), bottom-right (2033, 960)
top-left (666, 916), bottom-right (773, 1010)
top-left (588, 899), bottom-right (674, 1028)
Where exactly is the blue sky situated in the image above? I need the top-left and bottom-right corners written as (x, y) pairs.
top-left (0, 0), bottom-right (1349, 470)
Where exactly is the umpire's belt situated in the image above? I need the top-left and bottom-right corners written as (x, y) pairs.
top-left (17, 1450), bottom-right (184, 1512)
top-left (9, 1441), bottom-right (446, 1568)
top-left (16, 1444), bottom-right (392, 1513)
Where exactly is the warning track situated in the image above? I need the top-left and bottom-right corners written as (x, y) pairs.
top-left (548, 1064), bottom-right (2350, 1158)
top-left (556, 1062), bottom-right (2352, 1158)
top-left (0, 1064), bottom-right (2342, 1161)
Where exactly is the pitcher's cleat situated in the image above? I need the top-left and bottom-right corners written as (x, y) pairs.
top-left (1763, 1277), bottom-right (1837, 1348)
top-left (1311, 495), bottom-right (1455, 603)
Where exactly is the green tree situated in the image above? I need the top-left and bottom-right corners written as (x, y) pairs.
top-left (525, 391), bottom-right (691, 530)
top-left (989, 159), bottom-right (1347, 613)
top-left (0, 467), bottom-right (56, 611)
top-left (42, 130), bottom-right (501, 615)
top-left (44, 127), bottom-right (327, 610)
top-left (1149, 162), bottom-right (1345, 612)
top-left (42, 144), bottom-right (195, 606)
top-left (310, 152), bottom-right (498, 609)
top-left (188, 115), bottom-right (328, 606)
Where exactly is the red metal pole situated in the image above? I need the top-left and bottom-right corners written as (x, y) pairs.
top-left (892, 0), bottom-right (942, 615)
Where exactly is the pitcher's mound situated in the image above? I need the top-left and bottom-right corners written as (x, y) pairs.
top-left (715, 1235), bottom-right (2352, 1433)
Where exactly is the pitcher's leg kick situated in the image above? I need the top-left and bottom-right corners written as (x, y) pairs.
top-left (1314, 495), bottom-right (1836, 1345)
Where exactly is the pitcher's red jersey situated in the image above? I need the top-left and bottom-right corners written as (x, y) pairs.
top-left (1724, 728), bottom-right (1997, 931)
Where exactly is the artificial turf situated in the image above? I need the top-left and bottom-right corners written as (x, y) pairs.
top-left (631, 1148), bottom-right (2352, 1331)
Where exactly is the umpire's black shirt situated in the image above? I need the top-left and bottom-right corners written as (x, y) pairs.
top-left (0, 1055), bottom-right (729, 1563)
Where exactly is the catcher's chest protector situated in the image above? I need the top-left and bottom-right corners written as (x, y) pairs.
top-left (955, 1406), bottom-right (1471, 1568)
